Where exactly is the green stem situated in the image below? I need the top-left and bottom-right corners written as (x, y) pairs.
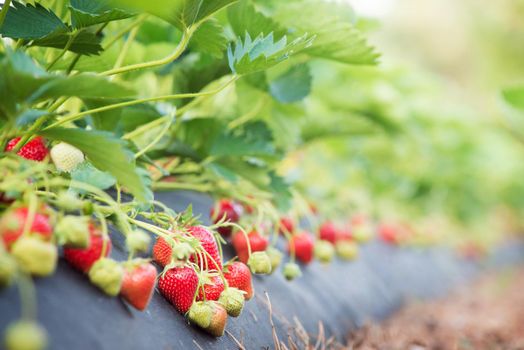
top-left (112, 22), bottom-right (140, 73)
top-left (10, 114), bottom-right (50, 153)
top-left (17, 273), bottom-right (37, 320)
top-left (0, 0), bottom-right (12, 30)
top-left (44, 76), bottom-right (238, 130)
top-left (101, 26), bottom-right (195, 77)
top-left (46, 31), bottom-right (79, 71)
top-left (153, 181), bottom-right (212, 192)
top-left (104, 15), bottom-right (147, 51)
top-left (134, 113), bottom-right (174, 158)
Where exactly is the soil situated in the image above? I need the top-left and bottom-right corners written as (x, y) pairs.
top-left (346, 267), bottom-right (524, 350)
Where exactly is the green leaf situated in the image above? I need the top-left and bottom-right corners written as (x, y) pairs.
top-left (227, 32), bottom-right (314, 75)
top-left (40, 128), bottom-right (147, 201)
top-left (269, 64), bottom-right (312, 103)
top-left (69, 0), bottom-right (135, 29)
top-left (189, 19), bottom-right (227, 58)
top-left (28, 73), bottom-right (136, 102)
top-left (16, 109), bottom-right (49, 127)
top-left (274, 1), bottom-right (379, 65)
top-left (228, 0), bottom-right (286, 40)
top-left (71, 161), bottom-right (116, 191)
top-left (210, 122), bottom-right (276, 158)
top-left (32, 30), bottom-right (103, 55)
top-left (502, 86), bottom-right (524, 110)
top-left (0, 1), bottom-right (67, 40)
top-left (110, 0), bottom-right (236, 29)
top-left (268, 171), bottom-right (291, 211)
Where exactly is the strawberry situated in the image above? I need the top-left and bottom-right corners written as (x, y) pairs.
top-left (188, 301), bottom-right (227, 337)
top-left (218, 287), bottom-right (245, 317)
top-left (283, 262), bottom-right (301, 281)
top-left (126, 229), bottom-right (151, 254)
top-left (319, 221), bottom-right (338, 244)
top-left (11, 237), bottom-right (57, 277)
top-left (223, 261), bottom-right (253, 300)
top-left (63, 223), bottom-right (110, 273)
top-left (5, 136), bottom-right (49, 161)
top-left (278, 217), bottom-right (294, 235)
top-left (0, 207), bottom-right (52, 248)
top-left (50, 142), bottom-right (84, 173)
top-left (210, 199), bottom-right (243, 237)
top-left (231, 229), bottom-right (268, 263)
top-left (266, 246), bottom-right (283, 272)
top-left (152, 236), bottom-right (173, 266)
top-left (314, 240), bottom-right (335, 263)
top-left (336, 227), bottom-right (353, 242)
top-left (187, 226), bottom-right (222, 271)
top-left (120, 260), bottom-right (157, 311)
top-left (158, 266), bottom-right (198, 314)
top-left (336, 240), bottom-right (359, 260)
top-left (88, 258), bottom-right (123, 296)
top-left (378, 223), bottom-right (400, 245)
top-left (55, 215), bottom-right (89, 249)
top-left (4, 320), bottom-right (48, 350)
top-left (247, 251), bottom-right (272, 274)
top-left (288, 232), bottom-right (314, 264)
top-left (197, 274), bottom-right (224, 301)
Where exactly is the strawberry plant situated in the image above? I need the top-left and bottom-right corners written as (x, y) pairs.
top-left (1, 0), bottom-right (524, 347)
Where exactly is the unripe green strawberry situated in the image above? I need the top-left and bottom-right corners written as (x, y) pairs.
top-left (247, 251), bottom-right (272, 274)
top-left (0, 253), bottom-right (17, 288)
top-left (283, 262), bottom-right (301, 281)
top-left (218, 287), bottom-right (245, 317)
top-left (55, 215), bottom-right (89, 249)
top-left (188, 301), bottom-right (213, 329)
top-left (353, 226), bottom-right (373, 243)
top-left (50, 142), bottom-right (84, 173)
top-left (314, 240), bottom-right (335, 263)
top-left (54, 191), bottom-right (83, 212)
top-left (188, 301), bottom-right (227, 337)
top-left (266, 247), bottom-right (283, 273)
top-left (336, 240), bottom-right (359, 260)
top-left (11, 238), bottom-right (57, 277)
top-left (4, 320), bottom-right (48, 350)
top-left (126, 230), bottom-right (151, 254)
top-left (88, 258), bottom-right (123, 296)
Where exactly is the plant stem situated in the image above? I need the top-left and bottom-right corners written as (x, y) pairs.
top-left (100, 26), bottom-right (195, 77)
top-left (134, 113), bottom-right (174, 158)
top-left (46, 31), bottom-right (79, 71)
top-left (44, 75), bottom-right (239, 130)
top-left (0, 0), bottom-right (12, 30)
top-left (153, 181), bottom-right (212, 193)
top-left (103, 15), bottom-right (147, 51)
top-left (10, 114), bottom-right (50, 153)
top-left (112, 22), bottom-right (141, 73)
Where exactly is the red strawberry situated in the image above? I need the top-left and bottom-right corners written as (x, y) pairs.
top-left (187, 226), bottom-right (222, 271)
top-left (379, 223), bottom-right (399, 245)
top-left (63, 223), bottom-right (110, 273)
top-left (231, 230), bottom-right (268, 263)
top-left (158, 266), bottom-right (198, 314)
top-left (210, 199), bottom-right (243, 237)
top-left (223, 262), bottom-right (253, 300)
top-left (0, 207), bottom-right (52, 248)
top-left (152, 237), bottom-right (172, 267)
top-left (120, 261), bottom-right (157, 311)
top-left (319, 221), bottom-right (338, 244)
top-left (197, 275), bottom-right (224, 301)
top-left (336, 227), bottom-right (353, 242)
top-left (288, 232), bottom-right (314, 264)
top-left (278, 217), bottom-right (294, 235)
top-left (5, 137), bottom-right (49, 161)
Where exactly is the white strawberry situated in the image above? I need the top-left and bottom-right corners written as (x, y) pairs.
top-left (50, 142), bottom-right (84, 172)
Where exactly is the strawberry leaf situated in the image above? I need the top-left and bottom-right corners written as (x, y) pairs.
top-left (0, 1), bottom-right (67, 40)
top-left (274, 1), bottom-right (379, 65)
top-left (32, 29), bottom-right (103, 55)
top-left (227, 0), bottom-right (286, 41)
top-left (189, 19), bottom-right (228, 58)
top-left (69, 0), bottom-right (135, 29)
top-left (269, 64), bottom-right (312, 103)
top-left (40, 128), bottom-right (148, 201)
top-left (227, 32), bottom-right (314, 75)
top-left (70, 162), bottom-right (116, 191)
